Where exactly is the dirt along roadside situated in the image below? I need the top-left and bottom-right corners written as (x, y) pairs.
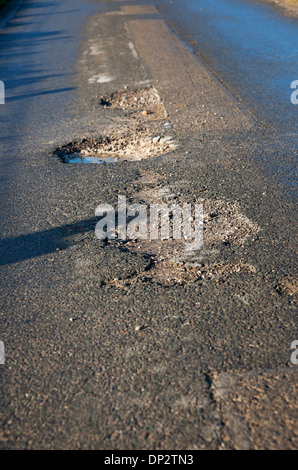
top-left (258, 0), bottom-right (298, 17)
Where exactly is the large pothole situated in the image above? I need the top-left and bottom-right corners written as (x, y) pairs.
top-left (100, 172), bottom-right (260, 287)
top-left (54, 129), bottom-right (178, 164)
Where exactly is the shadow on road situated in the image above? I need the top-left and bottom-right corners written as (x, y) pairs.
top-left (0, 217), bottom-right (99, 266)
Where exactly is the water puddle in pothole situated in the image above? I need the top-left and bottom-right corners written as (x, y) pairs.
top-left (65, 153), bottom-right (123, 164)
top-left (67, 157), bottom-right (117, 164)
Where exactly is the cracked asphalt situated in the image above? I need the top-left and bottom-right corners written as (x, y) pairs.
top-left (0, 0), bottom-right (297, 450)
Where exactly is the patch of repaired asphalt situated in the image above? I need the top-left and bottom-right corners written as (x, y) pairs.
top-left (128, 19), bottom-right (254, 134)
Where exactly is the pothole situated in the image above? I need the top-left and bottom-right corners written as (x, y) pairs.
top-left (135, 184), bottom-right (260, 249)
top-left (54, 130), bottom-right (178, 164)
top-left (118, 238), bottom-right (256, 287)
top-left (100, 87), bottom-right (168, 120)
top-left (100, 176), bottom-right (260, 287)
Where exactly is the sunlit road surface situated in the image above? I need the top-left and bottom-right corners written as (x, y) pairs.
top-left (0, 0), bottom-right (297, 450)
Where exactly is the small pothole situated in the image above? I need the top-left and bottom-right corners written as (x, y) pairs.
top-left (100, 87), bottom-right (167, 121)
top-left (54, 130), bottom-right (178, 164)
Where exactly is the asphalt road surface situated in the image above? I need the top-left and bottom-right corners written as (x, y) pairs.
top-left (0, 0), bottom-right (297, 450)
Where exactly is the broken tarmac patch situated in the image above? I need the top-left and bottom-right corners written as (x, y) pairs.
top-left (97, 171), bottom-right (260, 288)
top-left (100, 86), bottom-right (168, 121)
top-left (54, 129), bottom-right (178, 164)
